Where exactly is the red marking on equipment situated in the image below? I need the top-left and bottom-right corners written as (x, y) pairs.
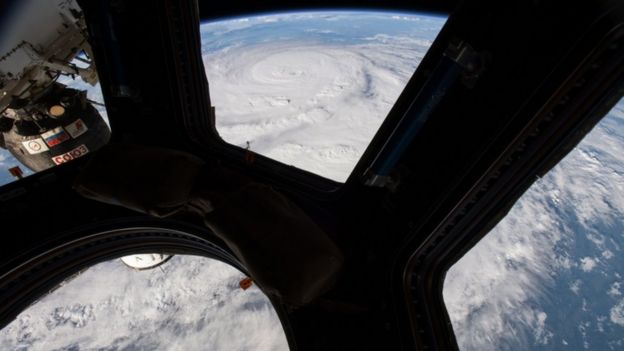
top-left (9, 166), bottom-right (23, 179)
top-left (244, 141), bottom-right (255, 164)
top-left (65, 118), bottom-right (88, 138)
top-left (43, 128), bottom-right (70, 147)
top-left (28, 141), bottom-right (41, 151)
top-left (51, 144), bottom-right (89, 165)
top-left (244, 151), bottom-right (255, 164)
top-left (239, 277), bottom-right (254, 290)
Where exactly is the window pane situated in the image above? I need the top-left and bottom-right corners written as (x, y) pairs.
top-left (0, 254), bottom-right (288, 350)
top-left (201, 11), bottom-right (446, 182)
top-left (0, 0), bottom-right (110, 187)
top-left (443, 98), bottom-right (624, 350)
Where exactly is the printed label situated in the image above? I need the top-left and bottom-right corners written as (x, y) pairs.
top-left (22, 138), bottom-right (49, 154)
top-left (64, 118), bottom-right (88, 138)
top-left (42, 127), bottom-right (70, 147)
top-left (51, 144), bottom-right (89, 165)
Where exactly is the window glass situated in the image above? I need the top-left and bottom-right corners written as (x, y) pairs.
top-left (443, 98), bottom-right (624, 350)
top-left (0, 254), bottom-right (289, 351)
top-left (0, 0), bottom-right (110, 187)
top-left (201, 11), bottom-right (446, 182)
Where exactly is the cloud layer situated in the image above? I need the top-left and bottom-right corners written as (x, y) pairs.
top-left (0, 255), bottom-right (289, 351)
top-left (444, 100), bottom-right (624, 350)
top-left (202, 12), bottom-right (443, 181)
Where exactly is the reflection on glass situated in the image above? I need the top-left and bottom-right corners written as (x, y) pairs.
top-left (0, 255), bottom-right (289, 350)
top-left (201, 11), bottom-right (446, 182)
top-left (443, 98), bottom-right (624, 350)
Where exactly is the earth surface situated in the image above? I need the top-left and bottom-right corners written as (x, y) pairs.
top-left (0, 10), bottom-right (623, 351)
top-left (201, 11), bottom-right (444, 182)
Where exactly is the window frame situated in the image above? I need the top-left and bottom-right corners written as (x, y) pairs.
top-left (0, 219), bottom-right (296, 349)
top-left (400, 23), bottom-right (624, 350)
top-left (185, 6), bottom-right (453, 196)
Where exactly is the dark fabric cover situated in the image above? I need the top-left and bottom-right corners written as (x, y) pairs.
top-left (73, 143), bottom-right (343, 306)
top-left (73, 143), bottom-right (207, 217)
top-left (205, 183), bottom-right (343, 306)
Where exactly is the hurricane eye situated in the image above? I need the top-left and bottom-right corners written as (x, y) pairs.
top-left (201, 11), bottom-right (447, 182)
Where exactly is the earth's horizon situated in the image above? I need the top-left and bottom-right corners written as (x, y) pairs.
top-left (0, 10), bottom-right (623, 351)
